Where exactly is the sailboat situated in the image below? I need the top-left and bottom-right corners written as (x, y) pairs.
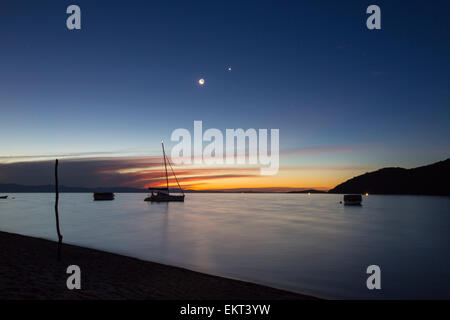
top-left (144, 142), bottom-right (185, 202)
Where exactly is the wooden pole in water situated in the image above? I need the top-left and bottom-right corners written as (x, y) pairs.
top-left (55, 159), bottom-right (63, 260)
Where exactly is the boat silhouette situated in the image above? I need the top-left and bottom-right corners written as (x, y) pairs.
top-left (145, 142), bottom-right (185, 202)
top-left (343, 194), bottom-right (362, 205)
top-left (93, 192), bottom-right (115, 201)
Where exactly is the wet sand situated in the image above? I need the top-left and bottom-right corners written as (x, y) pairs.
top-left (0, 231), bottom-right (316, 300)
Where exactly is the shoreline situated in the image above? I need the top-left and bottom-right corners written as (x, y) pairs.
top-left (0, 231), bottom-right (317, 300)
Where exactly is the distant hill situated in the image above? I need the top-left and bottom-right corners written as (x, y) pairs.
top-left (328, 159), bottom-right (450, 195)
top-left (288, 189), bottom-right (327, 194)
top-left (0, 183), bottom-right (147, 193)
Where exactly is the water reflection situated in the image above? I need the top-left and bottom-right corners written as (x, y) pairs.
top-left (0, 193), bottom-right (449, 299)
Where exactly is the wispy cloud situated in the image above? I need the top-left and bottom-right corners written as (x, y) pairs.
top-left (0, 157), bottom-right (261, 189)
top-left (0, 151), bottom-right (151, 164)
top-left (0, 144), bottom-right (373, 190)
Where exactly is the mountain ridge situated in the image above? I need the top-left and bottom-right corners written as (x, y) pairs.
top-left (328, 158), bottom-right (450, 195)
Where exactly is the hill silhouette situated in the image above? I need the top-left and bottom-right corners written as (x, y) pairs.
top-left (328, 159), bottom-right (450, 195)
top-left (288, 189), bottom-right (327, 194)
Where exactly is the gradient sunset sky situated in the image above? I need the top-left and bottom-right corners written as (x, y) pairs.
top-left (1, 0), bottom-right (449, 190)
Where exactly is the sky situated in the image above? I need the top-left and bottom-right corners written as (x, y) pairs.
top-left (0, 0), bottom-right (449, 190)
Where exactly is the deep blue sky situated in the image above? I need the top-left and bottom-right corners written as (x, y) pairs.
top-left (0, 0), bottom-right (449, 187)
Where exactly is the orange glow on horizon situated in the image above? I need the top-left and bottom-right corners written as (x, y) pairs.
top-left (139, 165), bottom-right (361, 191)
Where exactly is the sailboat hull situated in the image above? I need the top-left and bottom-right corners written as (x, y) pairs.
top-left (145, 194), bottom-right (185, 202)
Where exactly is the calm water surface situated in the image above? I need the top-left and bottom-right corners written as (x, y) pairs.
top-left (1, 193), bottom-right (449, 299)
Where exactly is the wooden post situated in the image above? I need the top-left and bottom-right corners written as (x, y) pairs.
top-left (55, 159), bottom-right (63, 260)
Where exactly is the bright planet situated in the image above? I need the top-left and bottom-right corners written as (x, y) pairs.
top-left (198, 78), bottom-right (205, 86)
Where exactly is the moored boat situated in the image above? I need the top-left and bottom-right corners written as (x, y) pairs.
top-left (0, 196), bottom-right (8, 199)
top-left (343, 194), bottom-right (362, 205)
top-left (93, 192), bottom-right (115, 201)
top-left (144, 142), bottom-right (185, 202)
top-left (145, 189), bottom-right (185, 202)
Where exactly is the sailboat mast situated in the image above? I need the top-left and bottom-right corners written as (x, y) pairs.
top-left (162, 142), bottom-right (169, 191)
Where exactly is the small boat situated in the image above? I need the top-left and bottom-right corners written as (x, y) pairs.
top-left (93, 192), bottom-right (115, 201)
top-left (146, 189), bottom-right (185, 202)
top-left (145, 142), bottom-right (185, 202)
top-left (0, 196), bottom-right (8, 199)
top-left (343, 194), bottom-right (362, 205)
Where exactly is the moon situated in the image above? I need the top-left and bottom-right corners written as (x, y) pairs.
top-left (198, 78), bottom-right (205, 86)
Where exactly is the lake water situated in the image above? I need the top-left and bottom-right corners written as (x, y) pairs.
top-left (0, 193), bottom-right (449, 299)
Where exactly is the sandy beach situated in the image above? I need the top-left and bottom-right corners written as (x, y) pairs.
top-left (0, 231), bottom-right (315, 300)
